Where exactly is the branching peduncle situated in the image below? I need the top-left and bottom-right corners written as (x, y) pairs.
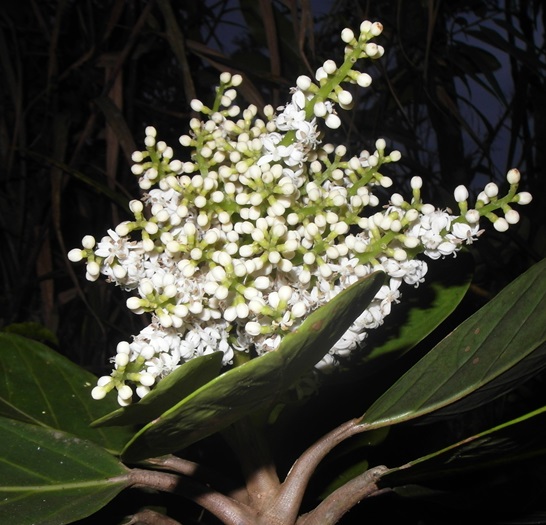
top-left (262, 418), bottom-right (368, 524)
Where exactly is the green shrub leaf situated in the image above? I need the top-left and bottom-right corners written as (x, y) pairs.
top-left (0, 417), bottom-right (130, 525)
top-left (359, 252), bottom-right (473, 375)
top-left (360, 258), bottom-right (546, 429)
top-left (0, 333), bottom-right (133, 453)
top-left (381, 405), bottom-right (546, 487)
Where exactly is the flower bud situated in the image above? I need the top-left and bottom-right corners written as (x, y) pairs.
top-left (465, 209), bottom-right (480, 224)
top-left (325, 114), bottom-right (341, 129)
top-left (91, 386), bottom-right (107, 400)
top-left (82, 235), bottom-right (96, 249)
top-left (115, 353), bottom-right (129, 367)
top-left (506, 168), bottom-right (520, 184)
top-left (365, 43), bottom-right (378, 57)
top-left (356, 73), bottom-right (372, 88)
top-left (410, 176), bottom-right (423, 189)
top-left (291, 301), bottom-right (307, 318)
top-left (360, 20), bottom-right (372, 34)
top-left (245, 322), bottom-right (262, 336)
top-left (476, 191), bottom-right (490, 205)
top-left (454, 185), bottom-right (469, 203)
top-left (323, 59), bottom-right (337, 75)
top-left (505, 209), bottom-right (520, 224)
top-left (389, 150), bottom-right (402, 162)
top-left (136, 386), bottom-right (151, 399)
top-left (338, 90), bottom-right (353, 106)
top-left (86, 261), bottom-right (100, 277)
top-left (484, 182), bottom-right (499, 198)
top-left (341, 28), bottom-right (355, 43)
top-left (296, 75), bottom-right (312, 90)
top-left (126, 297), bottom-right (144, 311)
top-left (67, 249), bottom-right (83, 262)
top-left (375, 138), bottom-right (386, 151)
top-left (118, 385), bottom-right (133, 401)
top-left (97, 376), bottom-right (113, 387)
top-left (371, 22), bottom-right (383, 36)
top-left (516, 192), bottom-right (532, 205)
top-left (493, 217), bottom-right (509, 232)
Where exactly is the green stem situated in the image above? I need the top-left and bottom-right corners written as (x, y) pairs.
top-left (279, 40), bottom-right (366, 149)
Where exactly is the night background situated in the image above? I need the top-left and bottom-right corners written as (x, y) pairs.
top-left (1, 0), bottom-right (545, 523)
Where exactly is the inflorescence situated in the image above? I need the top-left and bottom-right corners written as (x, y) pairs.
top-left (68, 21), bottom-right (532, 405)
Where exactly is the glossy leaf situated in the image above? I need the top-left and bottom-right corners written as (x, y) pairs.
top-left (0, 333), bottom-right (133, 453)
top-left (381, 405), bottom-right (546, 487)
top-left (360, 258), bottom-right (546, 429)
top-left (358, 252), bottom-right (473, 374)
top-left (92, 352), bottom-right (224, 427)
top-left (0, 417), bottom-right (130, 525)
top-left (122, 271), bottom-right (385, 462)
top-left (419, 340), bottom-right (546, 421)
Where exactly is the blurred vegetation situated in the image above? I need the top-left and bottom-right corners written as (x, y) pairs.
top-left (1, 0), bottom-right (544, 371)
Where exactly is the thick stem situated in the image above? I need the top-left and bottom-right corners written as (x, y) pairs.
top-left (129, 468), bottom-right (258, 525)
top-left (263, 418), bottom-right (366, 524)
top-left (297, 465), bottom-right (391, 525)
top-left (222, 417), bottom-right (281, 510)
top-left (144, 455), bottom-right (249, 504)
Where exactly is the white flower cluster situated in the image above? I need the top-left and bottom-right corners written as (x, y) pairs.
top-left (68, 21), bottom-right (532, 405)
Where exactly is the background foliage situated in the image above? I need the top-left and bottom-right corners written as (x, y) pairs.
top-left (0, 0), bottom-right (545, 523)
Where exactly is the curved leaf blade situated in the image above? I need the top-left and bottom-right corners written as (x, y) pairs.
top-left (0, 333), bottom-right (133, 453)
top-left (92, 352), bottom-right (224, 427)
top-left (419, 340), bottom-right (546, 421)
top-left (122, 271), bottom-right (385, 462)
top-left (360, 258), bottom-right (546, 429)
top-left (0, 417), bottom-right (130, 525)
top-left (360, 252), bottom-right (473, 371)
top-left (381, 405), bottom-right (546, 487)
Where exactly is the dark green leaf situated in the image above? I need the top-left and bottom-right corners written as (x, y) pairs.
top-left (0, 417), bottom-right (130, 525)
top-left (360, 258), bottom-right (546, 429)
top-left (1, 322), bottom-right (59, 347)
top-left (92, 352), bottom-right (224, 427)
top-left (0, 333), bottom-right (133, 453)
top-left (420, 341), bottom-right (546, 421)
top-left (122, 272), bottom-right (385, 462)
top-left (359, 252), bottom-right (473, 373)
top-left (381, 405), bottom-right (546, 487)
